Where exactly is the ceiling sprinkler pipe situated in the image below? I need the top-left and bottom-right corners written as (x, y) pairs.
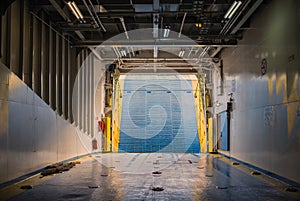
top-left (82, 0), bottom-right (99, 28)
top-left (178, 12), bottom-right (187, 38)
top-left (87, 0), bottom-right (107, 32)
top-left (120, 18), bottom-right (129, 39)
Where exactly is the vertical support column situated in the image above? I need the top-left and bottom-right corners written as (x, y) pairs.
top-left (5, 6), bottom-right (11, 69)
top-left (91, 55), bottom-right (94, 137)
top-left (67, 39), bottom-right (71, 121)
top-left (49, 25), bottom-right (55, 110)
top-left (83, 49), bottom-right (88, 133)
top-left (41, 12), bottom-right (49, 104)
top-left (32, 15), bottom-right (41, 96)
top-left (87, 51), bottom-right (91, 135)
top-left (80, 51), bottom-right (84, 130)
top-left (76, 52), bottom-right (81, 127)
top-left (10, 0), bottom-right (21, 77)
top-left (64, 39), bottom-right (68, 119)
top-left (55, 33), bottom-right (61, 115)
top-left (61, 37), bottom-right (65, 117)
top-left (18, 0), bottom-right (24, 79)
top-left (22, 0), bottom-right (31, 86)
top-left (1, 7), bottom-right (7, 64)
top-left (104, 117), bottom-right (111, 152)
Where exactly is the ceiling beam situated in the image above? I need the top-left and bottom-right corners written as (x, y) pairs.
top-left (119, 69), bottom-right (199, 74)
top-left (48, 0), bottom-right (70, 22)
top-left (71, 41), bottom-right (237, 48)
top-left (95, 11), bottom-right (225, 18)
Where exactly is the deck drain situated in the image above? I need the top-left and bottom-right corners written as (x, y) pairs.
top-left (20, 185), bottom-right (33, 190)
top-left (205, 174), bottom-right (213, 177)
top-left (216, 186), bottom-right (228, 189)
top-left (251, 171), bottom-right (261, 175)
top-left (101, 174), bottom-right (108, 177)
top-left (232, 162), bottom-right (239, 165)
top-left (285, 186), bottom-right (298, 192)
top-left (188, 160), bottom-right (193, 164)
top-left (152, 171), bottom-right (162, 175)
top-left (152, 186), bottom-right (164, 191)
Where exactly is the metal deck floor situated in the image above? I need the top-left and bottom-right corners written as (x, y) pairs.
top-left (5, 153), bottom-right (300, 201)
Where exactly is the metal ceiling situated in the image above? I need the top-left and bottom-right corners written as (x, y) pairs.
top-left (27, 0), bottom-right (262, 57)
top-left (0, 0), bottom-right (263, 72)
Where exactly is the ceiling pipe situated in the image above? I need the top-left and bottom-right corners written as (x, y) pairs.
top-left (87, 0), bottom-right (107, 32)
top-left (114, 58), bottom-right (212, 62)
top-left (120, 17), bottom-right (129, 39)
top-left (71, 43), bottom-right (237, 48)
top-left (178, 12), bottom-right (187, 38)
top-left (112, 47), bottom-right (121, 58)
top-left (130, 47), bottom-right (135, 56)
top-left (88, 47), bottom-right (103, 60)
top-left (152, 0), bottom-right (160, 38)
top-left (82, 0), bottom-right (100, 28)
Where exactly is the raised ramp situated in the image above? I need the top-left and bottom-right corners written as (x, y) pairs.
top-left (119, 75), bottom-right (199, 153)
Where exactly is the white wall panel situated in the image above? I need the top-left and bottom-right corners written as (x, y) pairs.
top-left (0, 63), bottom-right (90, 184)
top-left (218, 0), bottom-right (300, 183)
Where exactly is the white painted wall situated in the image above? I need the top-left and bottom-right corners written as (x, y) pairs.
top-left (0, 63), bottom-right (90, 184)
top-left (215, 0), bottom-right (300, 183)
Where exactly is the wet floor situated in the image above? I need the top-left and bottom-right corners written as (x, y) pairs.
top-left (4, 153), bottom-right (300, 201)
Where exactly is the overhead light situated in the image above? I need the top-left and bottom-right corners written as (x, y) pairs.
top-left (67, 1), bottom-right (84, 22)
top-left (199, 47), bottom-right (208, 58)
top-left (179, 50), bottom-right (185, 57)
top-left (120, 50), bottom-right (127, 57)
top-left (195, 23), bottom-right (202, 28)
top-left (224, 1), bottom-right (242, 19)
top-left (163, 28), bottom-right (170, 38)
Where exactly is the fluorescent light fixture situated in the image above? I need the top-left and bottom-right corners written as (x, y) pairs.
top-left (224, 1), bottom-right (242, 19)
top-left (228, 1), bottom-right (242, 19)
top-left (199, 47), bottom-right (208, 58)
top-left (163, 28), bottom-right (170, 38)
top-left (179, 50), bottom-right (185, 57)
top-left (67, 1), bottom-right (84, 22)
top-left (71, 2), bottom-right (83, 19)
top-left (112, 47), bottom-right (121, 58)
top-left (120, 50), bottom-right (127, 57)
